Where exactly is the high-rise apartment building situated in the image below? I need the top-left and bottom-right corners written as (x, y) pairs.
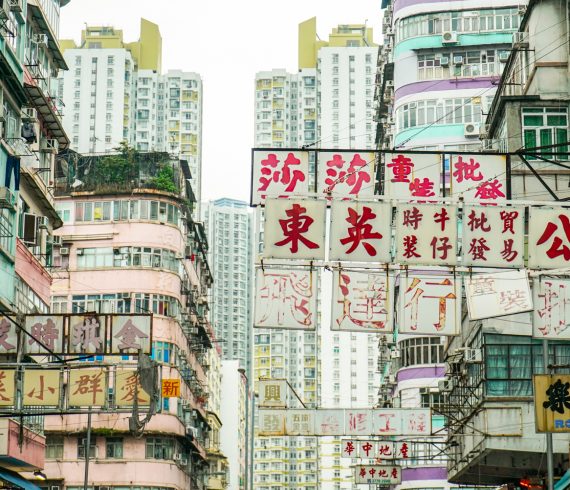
top-left (253, 17), bottom-right (379, 490)
top-left (58, 21), bottom-right (204, 209)
top-left (202, 198), bottom-right (252, 372)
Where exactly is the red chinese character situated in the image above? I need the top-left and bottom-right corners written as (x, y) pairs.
top-left (403, 235), bottom-right (421, 258)
top-left (369, 468), bottom-right (376, 477)
top-left (391, 467), bottom-right (399, 478)
top-left (430, 237), bottom-right (452, 260)
top-left (339, 206), bottom-right (383, 256)
top-left (409, 177), bottom-right (435, 197)
top-left (398, 442), bottom-right (409, 458)
top-left (361, 442), bottom-right (373, 457)
top-left (378, 444), bottom-right (393, 456)
top-left (387, 154), bottom-right (414, 183)
top-left (500, 210), bottom-right (519, 234)
top-left (259, 153), bottom-right (306, 193)
top-left (468, 238), bottom-right (490, 261)
top-left (467, 210), bottom-right (491, 232)
top-left (0, 319), bottom-right (15, 351)
top-left (499, 290), bottom-right (530, 311)
top-left (501, 239), bottom-right (518, 262)
top-left (453, 156), bottom-right (483, 183)
top-left (475, 180), bottom-right (505, 201)
top-left (402, 207), bottom-right (423, 230)
top-left (0, 371), bottom-right (11, 402)
top-left (346, 154), bottom-right (371, 194)
top-left (344, 441), bottom-right (355, 456)
top-left (359, 467), bottom-right (367, 478)
top-left (434, 207), bottom-right (450, 231)
top-left (275, 204), bottom-right (319, 253)
top-left (536, 214), bottom-right (570, 260)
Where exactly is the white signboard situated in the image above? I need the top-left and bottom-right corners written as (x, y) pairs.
top-left (533, 279), bottom-right (570, 339)
top-left (462, 205), bottom-right (525, 267)
top-left (0, 317), bottom-right (18, 354)
top-left (263, 198), bottom-right (326, 260)
top-left (395, 204), bottom-right (457, 266)
top-left (329, 200), bottom-right (392, 263)
top-left (331, 270), bottom-right (394, 332)
top-left (399, 273), bottom-right (461, 336)
top-left (254, 268), bottom-right (317, 330)
top-left (24, 315), bottom-right (65, 354)
top-left (528, 208), bottom-right (570, 269)
top-left (111, 315), bottom-right (151, 354)
top-left (450, 154), bottom-right (507, 203)
top-left (259, 409), bottom-right (286, 436)
top-left (354, 465), bottom-right (402, 485)
top-left (342, 439), bottom-right (412, 460)
top-left (317, 151), bottom-right (376, 197)
top-left (258, 379), bottom-right (289, 408)
top-left (286, 409), bottom-right (315, 435)
top-left (465, 270), bottom-right (533, 321)
top-left (384, 152), bottom-right (441, 199)
top-left (252, 150), bottom-right (310, 205)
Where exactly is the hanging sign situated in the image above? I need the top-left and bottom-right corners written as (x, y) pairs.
top-left (23, 369), bottom-right (61, 406)
top-left (399, 273), bottom-right (461, 336)
top-left (331, 270), bottom-right (394, 332)
top-left (258, 379), bottom-right (289, 408)
top-left (115, 369), bottom-right (151, 407)
top-left (528, 208), bottom-right (570, 269)
top-left (534, 375), bottom-right (570, 432)
top-left (69, 368), bottom-right (106, 406)
top-left (254, 268), bottom-right (317, 330)
top-left (533, 279), bottom-right (570, 339)
top-left (341, 439), bottom-right (411, 460)
top-left (317, 151), bottom-right (376, 197)
top-left (384, 152), bottom-right (441, 199)
top-left (450, 154), bottom-right (507, 203)
top-left (465, 270), bottom-right (532, 320)
top-left (354, 465), bottom-right (402, 485)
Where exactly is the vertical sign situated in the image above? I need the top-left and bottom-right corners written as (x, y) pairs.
top-left (462, 205), bottom-right (525, 267)
top-left (111, 315), bottom-right (151, 354)
top-left (24, 315), bottom-right (64, 354)
top-left (399, 273), bottom-right (461, 336)
top-left (254, 268), bottom-right (317, 330)
top-left (533, 279), bottom-right (570, 339)
top-left (534, 375), bottom-right (570, 432)
top-left (331, 270), bottom-right (394, 332)
top-left (384, 152), bottom-right (441, 199)
top-left (465, 270), bottom-right (533, 321)
top-left (317, 151), bottom-right (376, 197)
top-left (252, 150), bottom-right (310, 205)
top-left (263, 198), bottom-right (326, 260)
top-left (395, 204), bottom-right (457, 266)
top-left (528, 208), bottom-right (570, 269)
top-left (450, 154), bottom-right (507, 203)
top-left (329, 200), bottom-right (392, 263)
top-left (69, 315), bottom-right (105, 354)
top-left (258, 379), bottom-right (288, 408)
top-left (0, 370), bottom-right (15, 407)
top-left (0, 318), bottom-right (17, 354)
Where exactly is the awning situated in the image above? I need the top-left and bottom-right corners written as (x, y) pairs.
top-left (0, 469), bottom-right (42, 490)
top-left (555, 470), bottom-right (570, 490)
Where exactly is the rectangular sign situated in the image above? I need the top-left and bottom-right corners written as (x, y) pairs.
top-left (252, 150), bottom-right (310, 205)
top-left (395, 204), bottom-right (457, 266)
top-left (450, 154), bottom-right (507, 203)
top-left (462, 205), bottom-right (525, 267)
top-left (466, 270), bottom-right (533, 321)
top-left (161, 378), bottom-right (181, 398)
top-left (254, 267), bottom-right (317, 330)
top-left (331, 270), bottom-right (394, 332)
top-left (263, 198), bottom-right (326, 260)
top-left (341, 439), bottom-right (412, 459)
top-left (534, 375), bottom-right (570, 432)
top-left (24, 316), bottom-right (65, 354)
top-left (0, 370), bottom-right (16, 406)
top-left (115, 369), bottom-right (151, 407)
top-left (528, 208), bottom-right (570, 269)
top-left (0, 318), bottom-right (18, 354)
top-left (69, 368), bottom-right (106, 406)
top-left (384, 152), bottom-right (441, 199)
top-left (533, 279), bottom-right (570, 339)
top-left (399, 273), bottom-right (461, 336)
top-left (354, 465), bottom-right (401, 485)
top-left (23, 370), bottom-right (61, 406)
top-left (258, 379), bottom-right (288, 408)
top-left (317, 151), bottom-right (376, 197)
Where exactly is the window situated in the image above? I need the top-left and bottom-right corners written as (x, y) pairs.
top-left (146, 437), bottom-right (175, 459)
top-left (78, 436), bottom-right (97, 458)
top-left (400, 337), bottom-right (444, 367)
top-left (46, 435), bottom-right (64, 459)
top-left (522, 107), bottom-right (568, 160)
top-left (106, 437), bottom-right (123, 458)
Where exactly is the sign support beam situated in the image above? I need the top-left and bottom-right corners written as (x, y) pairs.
top-left (543, 338), bottom-right (554, 490)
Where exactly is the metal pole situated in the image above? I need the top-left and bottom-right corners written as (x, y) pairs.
top-left (239, 369), bottom-right (249, 490)
top-left (543, 339), bottom-right (554, 490)
top-left (249, 393), bottom-right (255, 490)
top-left (83, 407), bottom-right (92, 490)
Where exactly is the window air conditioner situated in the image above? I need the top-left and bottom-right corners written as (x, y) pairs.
top-left (499, 52), bottom-right (510, 63)
top-left (453, 55), bottom-right (464, 66)
top-left (442, 31), bottom-right (458, 44)
top-left (438, 378), bottom-right (453, 392)
top-left (8, 0), bottom-right (22, 12)
top-left (33, 33), bottom-right (49, 47)
top-left (439, 56), bottom-right (450, 67)
top-left (390, 349), bottom-right (400, 359)
top-left (52, 235), bottom-right (63, 246)
top-left (40, 138), bottom-right (59, 153)
top-left (464, 348), bottom-right (483, 363)
top-left (0, 186), bottom-right (16, 210)
top-left (21, 107), bottom-right (37, 122)
top-left (59, 247), bottom-right (70, 255)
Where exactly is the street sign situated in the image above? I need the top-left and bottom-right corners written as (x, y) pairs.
top-left (534, 374), bottom-right (570, 432)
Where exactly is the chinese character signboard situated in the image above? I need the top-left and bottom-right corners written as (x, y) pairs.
top-left (341, 439), bottom-right (412, 460)
top-left (462, 205), bottom-right (525, 267)
top-left (354, 465), bottom-right (402, 485)
top-left (111, 315), bottom-right (151, 354)
top-left (23, 370), bottom-right (61, 406)
top-left (161, 379), bottom-right (181, 398)
top-left (259, 410), bottom-right (286, 436)
top-left (69, 315), bottom-right (105, 354)
top-left (286, 409), bottom-right (315, 435)
top-left (317, 151), bottom-right (376, 198)
top-left (254, 268), bottom-right (317, 330)
top-left (399, 273), bottom-right (461, 336)
top-left (24, 315), bottom-right (64, 354)
top-left (69, 368), bottom-right (106, 406)
top-left (450, 154), bottom-right (507, 203)
top-left (0, 318), bottom-right (18, 354)
top-left (534, 375), bottom-right (570, 432)
top-left (533, 279), bottom-right (570, 339)
top-left (263, 198), bottom-right (326, 260)
top-left (252, 150), bottom-right (310, 205)
top-left (465, 270), bottom-right (533, 321)
top-left (331, 270), bottom-right (394, 332)
top-left (0, 370), bottom-right (15, 406)
top-left (115, 369), bottom-right (151, 407)
top-left (384, 152), bottom-right (441, 199)
top-left (395, 204), bottom-right (457, 266)
top-left (529, 208), bottom-right (570, 269)
top-left (329, 201), bottom-right (391, 263)
top-left (259, 379), bottom-right (288, 408)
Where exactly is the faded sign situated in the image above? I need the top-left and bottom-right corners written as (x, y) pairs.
top-left (534, 375), bottom-right (570, 432)
top-left (450, 154), bottom-right (507, 203)
top-left (354, 465), bottom-right (402, 485)
top-left (69, 368), bottom-right (106, 406)
top-left (111, 315), bottom-right (151, 354)
top-left (341, 439), bottom-right (412, 460)
top-left (69, 315), bottom-right (105, 354)
top-left (258, 379), bottom-right (288, 408)
top-left (533, 279), bottom-right (570, 339)
top-left (0, 370), bottom-right (15, 406)
top-left (0, 318), bottom-right (18, 354)
top-left (24, 315), bottom-right (64, 354)
top-left (384, 152), bottom-right (441, 199)
top-left (23, 370), bottom-right (61, 406)
top-left (115, 369), bottom-right (151, 407)
top-left (317, 151), bottom-right (376, 197)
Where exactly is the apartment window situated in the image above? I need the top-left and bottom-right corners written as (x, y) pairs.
top-left (107, 56), bottom-right (114, 65)
top-left (146, 437), bottom-right (175, 459)
top-left (332, 54), bottom-right (339, 63)
top-left (78, 436), bottom-right (97, 458)
top-left (106, 437), bottom-right (123, 458)
top-left (45, 435), bottom-right (64, 459)
top-left (522, 107), bottom-right (568, 160)
top-left (400, 337), bottom-right (444, 367)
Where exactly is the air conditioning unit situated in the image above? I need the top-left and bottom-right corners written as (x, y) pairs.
top-left (499, 51), bottom-right (510, 63)
top-left (52, 235), bottom-right (62, 246)
top-left (438, 378), bottom-right (453, 392)
top-left (518, 4), bottom-right (527, 15)
top-left (33, 33), bottom-right (49, 47)
top-left (512, 31), bottom-right (529, 48)
top-left (173, 453), bottom-right (184, 462)
top-left (7, 0), bottom-right (22, 12)
top-left (465, 348), bottom-right (483, 363)
top-left (439, 56), bottom-right (450, 67)
top-left (385, 80), bottom-right (394, 89)
top-left (0, 186), bottom-right (16, 210)
top-left (453, 55), bottom-right (464, 66)
top-left (464, 123), bottom-right (480, 137)
top-left (442, 31), bottom-right (458, 44)
top-left (387, 374), bottom-right (396, 384)
top-left (21, 107), bottom-right (37, 122)
top-left (40, 138), bottom-right (59, 153)
top-left (385, 27), bottom-right (395, 37)
top-left (59, 247), bottom-right (70, 255)
top-left (76, 248), bottom-right (84, 255)
top-left (390, 349), bottom-right (400, 359)
top-left (186, 425), bottom-right (199, 438)
top-left (37, 216), bottom-right (49, 229)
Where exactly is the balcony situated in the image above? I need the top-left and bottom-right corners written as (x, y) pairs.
top-left (0, 419), bottom-right (45, 471)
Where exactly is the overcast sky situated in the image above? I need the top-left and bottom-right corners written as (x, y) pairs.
top-left (60, 0), bottom-right (381, 203)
